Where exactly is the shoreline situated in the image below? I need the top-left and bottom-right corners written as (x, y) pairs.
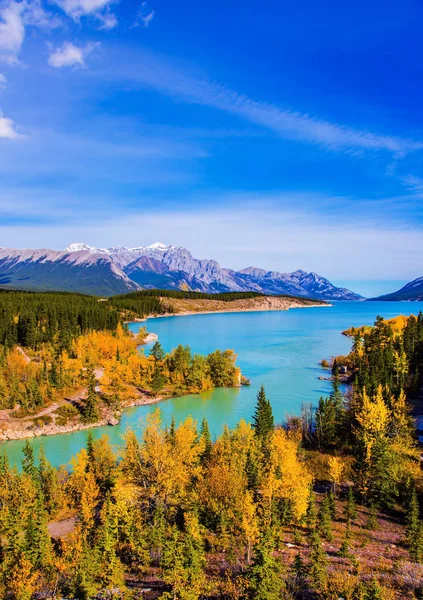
top-left (0, 392), bottom-right (169, 442)
top-left (0, 300), bottom-right (327, 442)
top-left (145, 300), bottom-right (331, 321)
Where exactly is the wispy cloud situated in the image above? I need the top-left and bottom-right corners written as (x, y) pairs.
top-left (96, 9), bottom-right (117, 30)
top-left (0, 1), bottom-right (25, 64)
top-left (0, 113), bottom-right (24, 138)
top-left (0, 72), bottom-right (6, 90)
top-left (0, 0), bottom-right (60, 64)
top-left (135, 2), bottom-right (154, 28)
top-left (115, 54), bottom-right (423, 156)
top-left (402, 175), bottom-right (423, 198)
top-left (48, 41), bottom-right (97, 68)
top-left (0, 199), bottom-right (422, 281)
top-left (53, 0), bottom-right (117, 27)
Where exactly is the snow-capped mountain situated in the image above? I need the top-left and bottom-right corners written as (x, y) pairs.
top-left (370, 276), bottom-right (423, 301)
top-left (0, 242), bottom-right (363, 300)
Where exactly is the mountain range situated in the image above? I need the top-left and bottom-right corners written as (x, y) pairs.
top-left (0, 242), bottom-right (364, 300)
top-left (371, 277), bottom-right (423, 302)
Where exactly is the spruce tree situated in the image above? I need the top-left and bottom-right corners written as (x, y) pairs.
top-left (246, 532), bottom-right (285, 600)
top-left (406, 487), bottom-right (420, 542)
top-left (366, 502), bottom-right (378, 530)
top-left (81, 370), bottom-right (99, 424)
top-left (149, 341), bottom-right (165, 363)
top-left (252, 386), bottom-right (274, 440)
top-left (309, 530), bottom-right (328, 590)
top-left (318, 494), bottom-right (333, 542)
top-left (306, 488), bottom-right (317, 529)
top-left (22, 441), bottom-right (37, 480)
top-left (328, 489), bottom-right (336, 520)
top-left (151, 366), bottom-right (166, 395)
top-left (200, 418), bottom-right (212, 464)
top-left (344, 487), bottom-right (358, 524)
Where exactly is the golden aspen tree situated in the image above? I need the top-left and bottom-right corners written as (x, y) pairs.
top-left (327, 455), bottom-right (344, 496)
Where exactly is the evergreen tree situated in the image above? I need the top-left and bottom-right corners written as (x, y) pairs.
top-left (96, 495), bottom-right (126, 591)
top-left (199, 418), bottom-right (212, 464)
top-left (339, 518), bottom-right (352, 558)
top-left (366, 502), bottom-right (378, 530)
top-left (309, 530), bottom-right (328, 590)
top-left (306, 488), bottom-right (317, 529)
top-left (328, 489), bottom-right (336, 520)
top-left (252, 386), bottom-right (274, 440)
top-left (23, 498), bottom-right (54, 573)
top-left (246, 533), bottom-right (285, 600)
top-left (149, 341), bottom-right (165, 363)
top-left (245, 449), bottom-right (259, 494)
top-left (406, 488), bottom-right (423, 561)
top-left (318, 494), bottom-right (333, 542)
top-left (344, 487), bottom-right (358, 525)
top-left (81, 370), bottom-right (99, 424)
top-left (151, 366), bottom-right (166, 395)
top-left (22, 441), bottom-right (37, 480)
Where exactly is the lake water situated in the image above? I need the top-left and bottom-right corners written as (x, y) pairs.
top-left (2, 301), bottom-right (423, 469)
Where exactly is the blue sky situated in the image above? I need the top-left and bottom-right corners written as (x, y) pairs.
top-left (0, 0), bottom-right (422, 296)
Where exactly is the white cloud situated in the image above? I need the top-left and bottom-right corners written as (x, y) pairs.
top-left (119, 55), bottom-right (423, 156)
top-left (0, 72), bottom-right (6, 90)
top-left (402, 175), bottom-right (423, 198)
top-left (135, 2), bottom-right (154, 28)
top-left (96, 9), bottom-right (117, 29)
top-left (0, 201), bottom-right (422, 281)
top-left (54, 0), bottom-right (117, 26)
top-left (0, 1), bottom-right (25, 64)
top-left (23, 0), bottom-right (61, 29)
top-left (48, 41), bottom-right (95, 68)
top-left (0, 114), bottom-right (23, 139)
top-left (0, 0), bottom-right (60, 64)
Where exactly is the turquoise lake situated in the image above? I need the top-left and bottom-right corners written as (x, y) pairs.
top-left (2, 301), bottom-right (423, 468)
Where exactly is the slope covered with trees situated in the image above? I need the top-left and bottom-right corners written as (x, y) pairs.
top-left (0, 314), bottom-right (423, 598)
top-left (0, 291), bottom-right (243, 435)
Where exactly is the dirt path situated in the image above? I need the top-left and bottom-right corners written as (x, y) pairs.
top-left (16, 346), bottom-right (31, 364)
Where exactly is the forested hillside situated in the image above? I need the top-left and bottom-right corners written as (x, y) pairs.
top-left (0, 290), bottom-right (119, 349)
top-left (0, 290), bottom-right (242, 436)
top-left (0, 314), bottom-right (422, 598)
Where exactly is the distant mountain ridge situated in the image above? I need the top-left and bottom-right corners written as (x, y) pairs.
top-left (370, 276), bottom-right (423, 301)
top-left (0, 242), bottom-right (363, 300)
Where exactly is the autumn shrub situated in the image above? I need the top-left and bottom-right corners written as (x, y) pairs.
top-left (55, 403), bottom-right (79, 426)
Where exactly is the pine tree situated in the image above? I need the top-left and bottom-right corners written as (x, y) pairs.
top-left (309, 530), bottom-right (328, 590)
top-left (318, 494), bottom-right (333, 542)
top-left (81, 370), bottom-right (99, 424)
top-left (151, 366), bottom-right (166, 395)
top-left (160, 520), bottom-right (206, 600)
top-left (344, 487), bottom-right (358, 525)
top-left (23, 498), bottom-right (54, 574)
top-left (328, 489), bottom-right (336, 520)
top-left (246, 532), bottom-right (285, 600)
top-left (366, 502), bottom-right (378, 530)
top-left (96, 494), bottom-right (126, 591)
top-left (306, 488), bottom-right (317, 529)
top-left (245, 449), bottom-right (259, 494)
top-left (339, 518), bottom-right (352, 558)
top-left (406, 487), bottom-right (420, 541)
top-left (199, 418), bottom-right (212, 464)
top-left (22, 441), bottom-right (37, 480)
top-left (149, 341), bottom-right (165, 363)
top-left (252, 386), bottom-right (274, 440)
